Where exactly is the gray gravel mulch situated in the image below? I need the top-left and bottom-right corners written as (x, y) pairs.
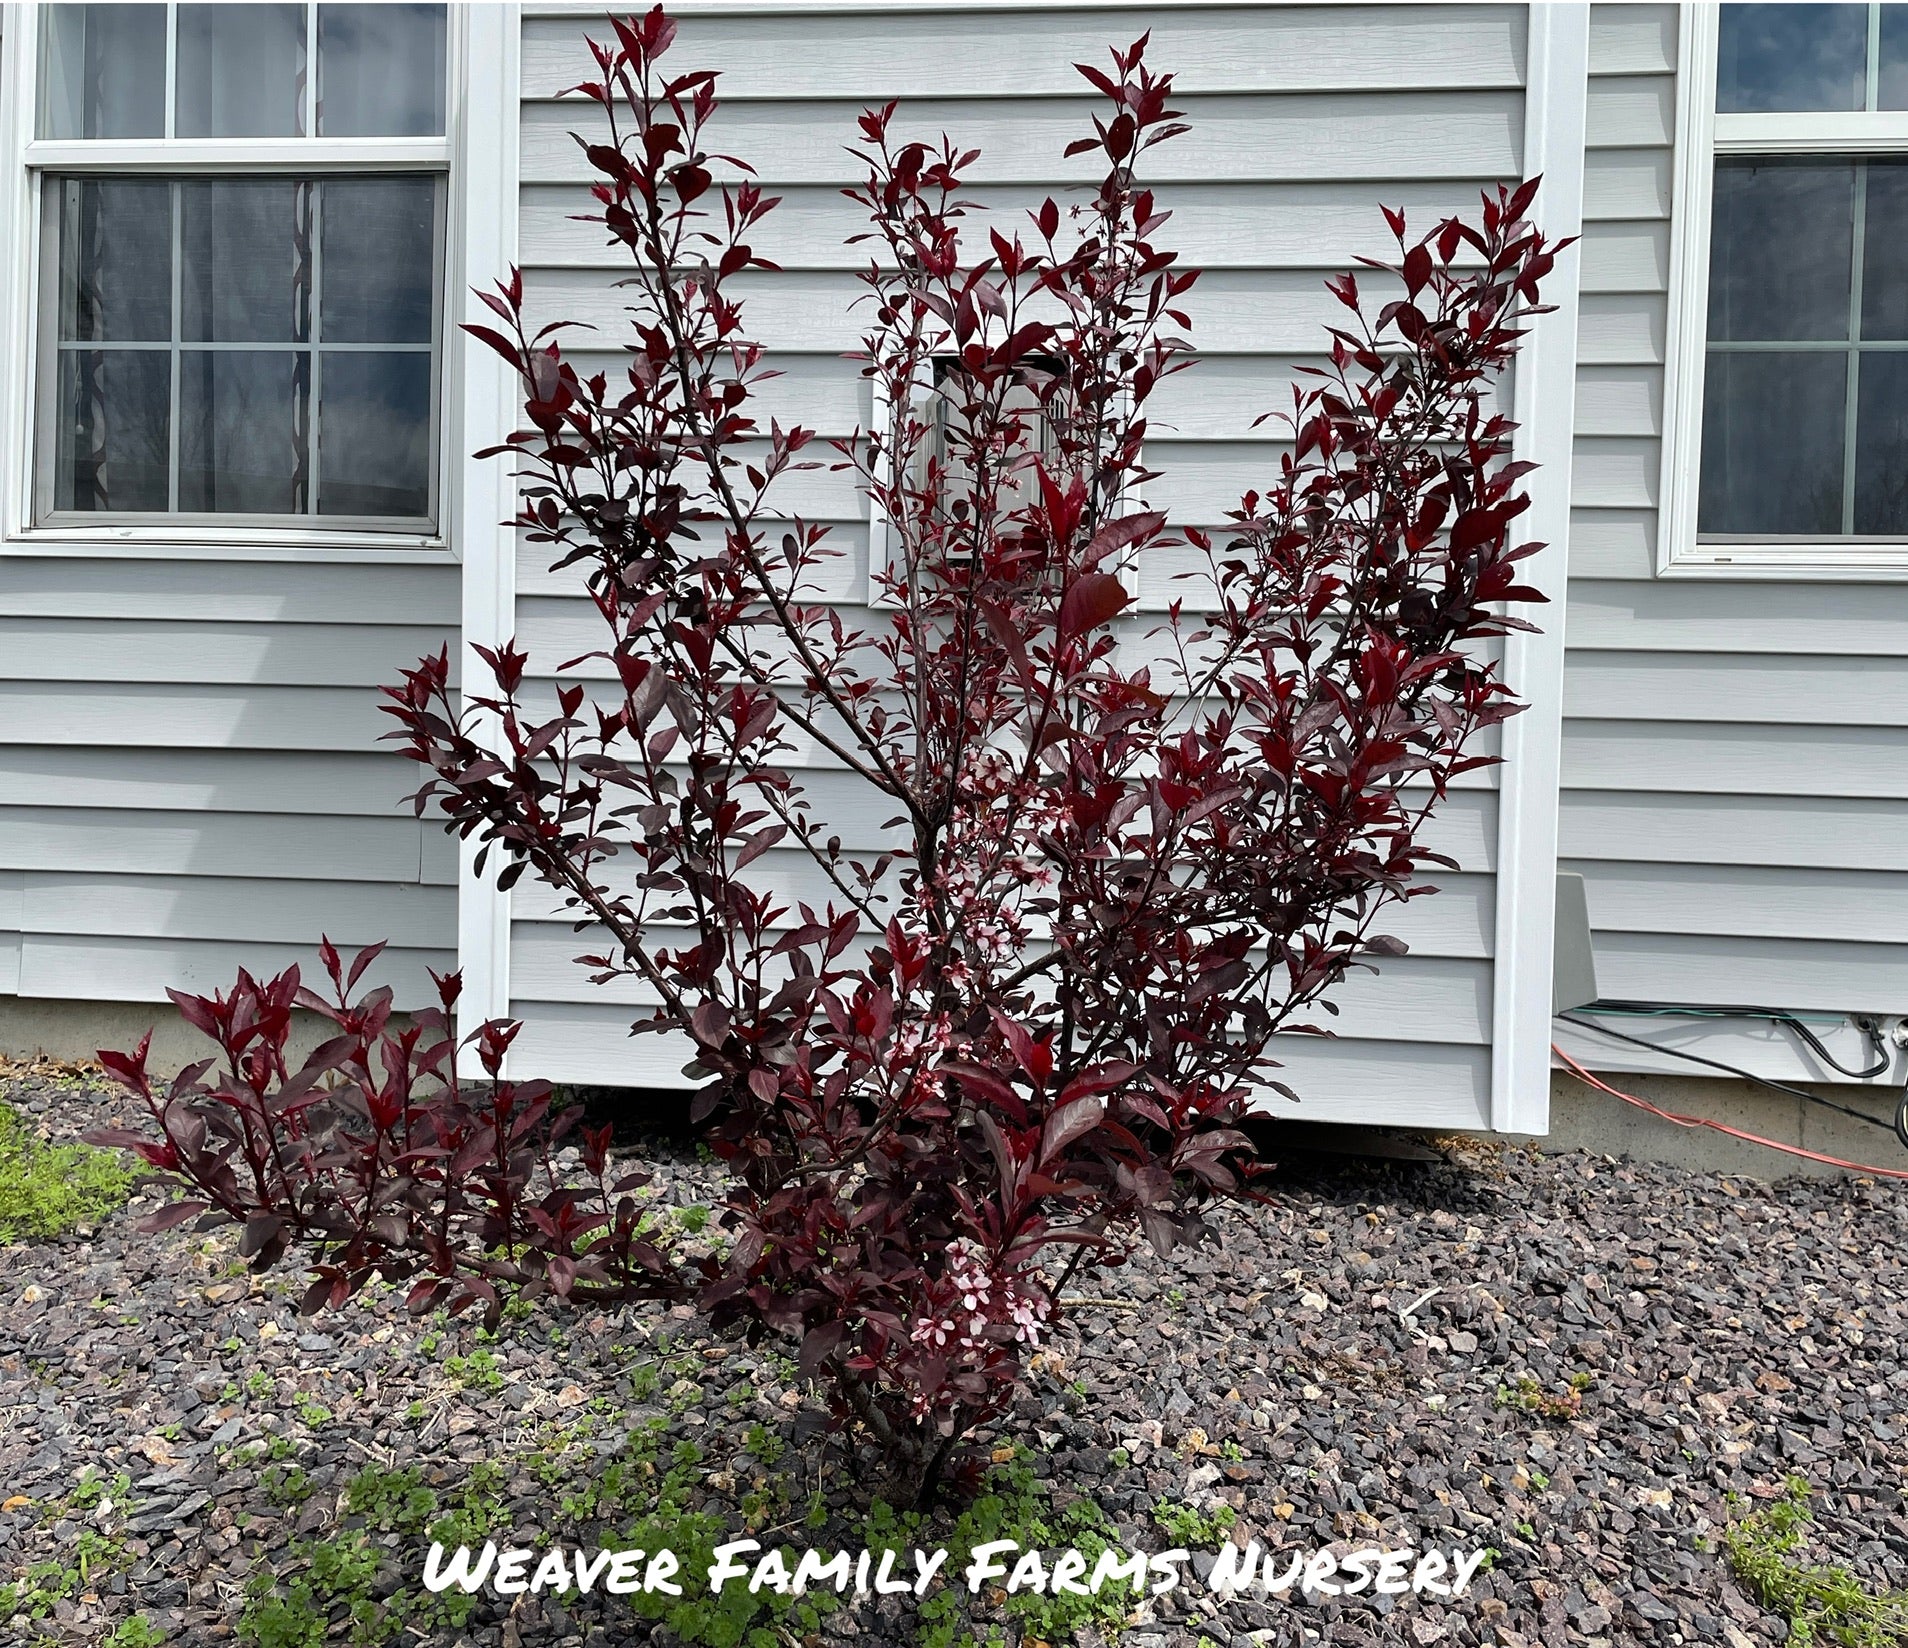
top-left (2, 1061), bottom-right (1906, 1648)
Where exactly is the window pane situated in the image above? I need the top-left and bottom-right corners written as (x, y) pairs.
top-left (318, 352), bottom-right (431, 517)
top-left (41, 5), bottom-right (165, 138)
top-left (181, 180), bottom-right (313, 344)
top-left (179, 351), bottom-right (310, 513)
top-left (55, 350), bottom-right (170, 513)
top-left (176, 4), bottom-right (308, 138)
top-left (1717, 3), bottom-right (1868, 112)
top-left (39, 161), bottom-right (441, 527)
top-left (319, 179), bottom-right (436, 344)
top-left (1856, 355), bottom-right (1908, 533)
top-left (317, 4), bottom-right (447, 136)
top-left (56, 180), bottom-right (172, 343)
top-left (1881, 5), bottom-right (1908, 107)
top-left (1699, 351), bottom-right (1847, 535)
top-left (1709, 158), bottom-right (1855, 342)
top-left (1862, 161), bottom-right (1908, 339)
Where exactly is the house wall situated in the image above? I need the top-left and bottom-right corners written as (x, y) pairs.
top-left (0, 0), bottom-right (1897, 1147)
top-left (500, 1), bottom-right (1542, 1125)
top-left (1553, 4), bottom-right (1908, 1092)
top-left (0, 6), bottom-right (468, 1036)
top-left (0, 559), bottom-right (462, 1015)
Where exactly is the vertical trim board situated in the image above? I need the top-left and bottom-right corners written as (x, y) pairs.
top-left (1491, 3), bottom-right (1590, 1132)
top-left (454, 4), bottom-right (523, 1062)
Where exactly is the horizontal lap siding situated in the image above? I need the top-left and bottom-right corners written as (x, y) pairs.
top-left (507, 4), bottom-right (1529, 1125)
top-left (523, 180), bottom-right (1506, 270)
top-left (1559, 7), bottom-right (1908, 1088)
top-left (520, 5), bottom-right (1527, 99)
top-left (515, 869), bottom-right (1494, 952)
top-left (520, 93), bottom-right (1521, 185)
top-left (0, 562), bottom-right (458, 1009)
top-left (507, 997), bottom-right (1496, 1125)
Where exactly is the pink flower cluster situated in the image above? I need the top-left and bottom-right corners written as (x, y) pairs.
top-left (909, 1238), bottom-right (1052, 1355)
top-left (933, 754), bottom-right (1064, 968)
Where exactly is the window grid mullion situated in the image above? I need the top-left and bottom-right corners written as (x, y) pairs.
top-left (53, 341), bottom-right (433, 354)
top-left (427, 176), bottom-right (447, 526)
top-left (1870, 3), bottom-right (1886, 112)
top-left (305, 3), bottom-right (319, 140)
top-left (310, 180), bottom-right (323, 517)
top-left (163, 4), bottom-right (178, 142)
top-left (1709, 339), bottom-right (1908, 350)
top-left (167, 181), bottom-right (182, 513)
top-left (1843, 160), bottom-right (1869, 534)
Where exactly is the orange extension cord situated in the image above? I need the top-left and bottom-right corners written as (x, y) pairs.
top-left (1551, 1044), bottom-right (1908, 1181)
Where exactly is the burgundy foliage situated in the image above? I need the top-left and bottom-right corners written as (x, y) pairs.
top-left (97, 6), bottom-right (1562, 1492)
top-left (90, 946), bottom-right (668, 1316)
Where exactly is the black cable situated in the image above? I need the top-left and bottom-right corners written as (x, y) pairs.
top-left (1576, 999), bottom-right (1893, 1081)
top-left (1555, 1010), bottom-right (1906, 1138)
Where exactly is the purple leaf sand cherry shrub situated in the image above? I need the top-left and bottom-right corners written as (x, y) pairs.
top-left (96, 8), bottom-right (1561, 1499)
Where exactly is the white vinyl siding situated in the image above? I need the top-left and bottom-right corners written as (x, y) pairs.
top-left (502, 2), bottom-right (1535, 1125)
top-left (0, 5), bottom-right (524, 1023)
top-left (0, 558), bottom-right (459, 1006)
top-left (1556, 4), bottom-right (1908, 1089)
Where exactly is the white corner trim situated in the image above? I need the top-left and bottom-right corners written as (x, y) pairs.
top-left (1490, 2), bottom-right (1588, 1135)
top-left (452, 2), bottom-right (521, 1062)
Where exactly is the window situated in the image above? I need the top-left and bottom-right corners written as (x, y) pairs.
top-left (866, 358), bottom-right (1134, 603)
top-left (1663, 4), bottom-right (1908, 573)
top-left (24, 4), bottom-right (448, 537)
top-left (915, 358), bottom-right (1067, 548)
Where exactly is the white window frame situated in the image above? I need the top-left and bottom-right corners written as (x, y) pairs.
top-left (1661, 2), bottom-right (1908, 578)
top-left (0, 1), bottom-right (516, 565)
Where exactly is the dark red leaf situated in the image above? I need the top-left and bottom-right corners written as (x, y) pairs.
top-left (1057, 571), bottom-right (1131, 637)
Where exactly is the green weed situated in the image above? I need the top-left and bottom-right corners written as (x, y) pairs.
top-left (1721, 1474), bottom-right (1908, 1646)
top-left (1495, 1370), bottom-right (1591, 1421)
top-left (1152, 1498), bottom-right (1236, 1548)
top-left (902, 1449), bottom-right (1138, 1648)
top-left (0, 1528), bottom-right (127, 1621)
top-left (0, 1102), bottom-right (137, 1240)
top-left (444, 1348), bottom-right (503, 1393)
